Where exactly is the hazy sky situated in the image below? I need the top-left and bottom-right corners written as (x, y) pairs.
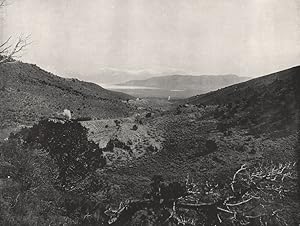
top-left (1, 0), bottom-right (300, 79)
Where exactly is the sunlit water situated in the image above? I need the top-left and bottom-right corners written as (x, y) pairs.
top-left (99, 84), bottom-right (161, 90)
top-left (99, 84), bottom-right (184, 92)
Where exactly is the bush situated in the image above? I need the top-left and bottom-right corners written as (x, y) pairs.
top-left (132, 125), bottom-right (138, 131)
top-left (106, 138), bottom-right (131, 152)
top-left (74, 116), bottom-right (92, 121)
top-left (205, 139), bottom-right (218, 154)
top-left (0, 134), bottom-right (69, 225)
top-left (22, 119), bottom-right (106, 187)
top-left (0, 119), bottom-right (110, 225)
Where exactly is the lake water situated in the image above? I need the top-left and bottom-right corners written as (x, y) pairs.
top-left (99, 84), bottom-right (185, 92)
top-left (98, 84), bottom-right (161, 90)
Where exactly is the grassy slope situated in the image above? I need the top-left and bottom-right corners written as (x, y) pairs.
top-left (0, 62), bottom-right (133, 129)
top-left (187, 66), bottom-right (300, 105)
top-left (103, 111), bottom-right (298, 201)
top-left (186, 66), bottom-right (300, 136)
top-left (0, 64), bottom-right (299, 224)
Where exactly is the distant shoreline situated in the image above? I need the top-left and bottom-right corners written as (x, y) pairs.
top-left (98, 83), bottom-right (161, 90)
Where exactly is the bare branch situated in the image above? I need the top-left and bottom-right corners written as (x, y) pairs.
top-left (0, 36), bottom-right (12, 49)
top-left (0, 0), bottom-right (12, 8)
top-left (226, 196), bottom-right (258, 207)
top-left (104, 162), bottom-right (297, 225)
top-left (0, 35), bottom-right (31, 65)
top-left (0, 0), bottom-right (6, 7)
top-left (231, 163), bottom-right (247, 193)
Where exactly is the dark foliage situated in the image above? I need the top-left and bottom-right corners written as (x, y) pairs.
top-left (205, 140), bottom-right (218, 154)
top-left (74, 116), bottom-right (93, 121)
top-left (19, 119), bottom-right (106, 187)
top-left (106, 138), bottom-right (131, 152)
top-left (132, 124), bottom-right (138, 131)
top-left (145, 112), bottom-right (152, 118)
top-left (0, 119), bottom-right (111, 225)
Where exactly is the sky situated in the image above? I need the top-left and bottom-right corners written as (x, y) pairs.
top-left (1, 0), bottom-right (300, 80)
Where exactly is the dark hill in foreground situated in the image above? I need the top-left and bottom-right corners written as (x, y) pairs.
top-left (186, 66), bottom-right (300, 135)
top-left (0, 61), bottom-right (133, 137)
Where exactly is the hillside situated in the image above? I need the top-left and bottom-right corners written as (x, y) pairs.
top-left (0, 61), bottom-right (133, 138)
top-left (186, 66), bottom-right (300, 135)
top-left (115, 74), bottom-right (250, 98)
top-left (70, 66), bottom-right (300, 191)
top-left (93, 66), bottom-right (299, 223)
top-left (0, 66), bottom-right (299, 225)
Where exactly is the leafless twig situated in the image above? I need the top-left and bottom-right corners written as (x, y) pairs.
top-left (105, 162), bottom-right (296, 225)
top-left (0, 35), bottom-right (31, 64)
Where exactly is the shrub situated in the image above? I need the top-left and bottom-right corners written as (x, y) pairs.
top-left (205, 139), bottom-right (218, 154)
top-left (0, 134), bottom-right (69, 225)
top-left (132, 125), bottom-right (138, 131)
top-left (0, 119), bottom-right (110, 225)
top-left (16, 119), bottom-right (106, 188)
top-left (145, 112), bottom-right (152, 118)
top-left (105, 138), bottom-right (132, 157)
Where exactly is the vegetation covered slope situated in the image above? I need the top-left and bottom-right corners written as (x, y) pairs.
top-left (0, 61), bottom-right (133, 137)
top-left (0, 119), bottom-right (298, 225)
top-left (0, 66), bottom-right (299, 225)
top-left (96, 66), bottom-right (299, 224)
top-left (186, 66), bottom-right (300, 135)
top-left (0, 120), bottom-right (109, 225)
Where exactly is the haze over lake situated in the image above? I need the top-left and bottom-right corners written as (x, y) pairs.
top-left (99, 84), bottom-right (161, 90)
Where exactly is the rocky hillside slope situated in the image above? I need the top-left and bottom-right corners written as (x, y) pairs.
top-left (0, 61), bottom-right (133, 138)
top-left (186, 66), bottom-right (300, 135)
top-left (98, 67), bottom-right (299, 211)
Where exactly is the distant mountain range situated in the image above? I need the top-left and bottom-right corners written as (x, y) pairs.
top-left (0, 61), bottom-right (133, 139)
top-left (74, 68), bottom-right (244, 85)
top-left (74, 68), bottom-right (178, 85)
top-left (118, 74), bottom-right (249, 90)
top-left (113, 74), bottom-right (250, 98)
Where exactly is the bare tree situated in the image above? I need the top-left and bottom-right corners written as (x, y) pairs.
top-left (0, 36), bottom-right (30, 64)
top-left (0, 0), bottom-right (30, 65)
top-left (0, 0), bottom-right (31, 90)
top-left (0, 0), bottom-right (7, 7)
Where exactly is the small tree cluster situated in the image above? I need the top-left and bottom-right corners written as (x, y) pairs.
top-left (21, 119), bottom-right (106, 188)
top-left (0, 118), bottom-right (108, 225)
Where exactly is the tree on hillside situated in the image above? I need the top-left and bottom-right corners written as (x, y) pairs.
top-left (0, 35), bottom-right (30, 64)
top-left (0, 119), bottom-right (108, 225)
top-left (0, 0), bottom-right (30, 65)
top-left (23, 119), bottom-right (106, 188)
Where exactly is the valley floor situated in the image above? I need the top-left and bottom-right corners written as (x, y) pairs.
top-left (82, 99), bottom-right (298, 208)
